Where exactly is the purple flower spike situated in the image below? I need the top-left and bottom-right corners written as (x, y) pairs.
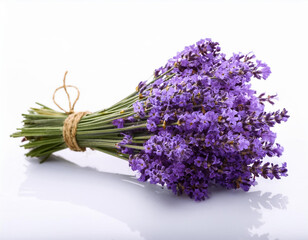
top-left (123, 38), bottom-right (289, 201)
top-left (14, 37), bottom-right (289, 202)
top-left (112, 118), bottom-right (124, 128)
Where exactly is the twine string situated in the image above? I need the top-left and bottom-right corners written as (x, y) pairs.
top-left (63, 111), bottom-right (90, 151)
top-left (53, 71), bottom-right (90, 152)
top-left (53, 71), bottom-right (80, 114)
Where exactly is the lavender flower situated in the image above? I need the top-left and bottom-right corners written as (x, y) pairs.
top-left (123, 38), bottom-right (289, 201)
top-left (112, 118), bottom-right (124, 128)
top-left (133, 101), bottom-right (145, 117)
top-left (147, 119), bottom-right (157, 132)
top-left (13, 38), bottom-right (289, 201)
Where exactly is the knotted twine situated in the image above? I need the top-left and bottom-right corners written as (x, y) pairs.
top-left (53, 71), bottom-right (90, 152)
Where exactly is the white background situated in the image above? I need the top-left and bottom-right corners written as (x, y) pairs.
top-left (1, 0), bottom-right (308, 239)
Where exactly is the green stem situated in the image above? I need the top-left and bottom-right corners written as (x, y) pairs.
top-left (11, 68), bottom-right (177, 160)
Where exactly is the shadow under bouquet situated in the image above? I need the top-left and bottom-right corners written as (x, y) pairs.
top-left (12, 38), bottom-right (289, 201)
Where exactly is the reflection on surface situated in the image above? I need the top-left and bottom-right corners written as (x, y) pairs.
top-left (19, 155), bottom-right (288, 240)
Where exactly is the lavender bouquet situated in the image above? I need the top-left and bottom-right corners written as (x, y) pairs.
top-left (12, 38), bottom-right (289, 201)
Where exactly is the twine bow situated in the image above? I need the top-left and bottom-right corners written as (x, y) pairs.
top-left (53, 71), bottom-right (80, 114)
top-left (53, 71), bottom-right (90, 152)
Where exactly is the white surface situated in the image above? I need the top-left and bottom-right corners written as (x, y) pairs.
top-left (1, 1), bottom-right (308, 239)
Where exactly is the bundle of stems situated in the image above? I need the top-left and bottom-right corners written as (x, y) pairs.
top-left (11, 38), bottom-right (289, 201)
top-left (11, 68), bottom-right (174, 162)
